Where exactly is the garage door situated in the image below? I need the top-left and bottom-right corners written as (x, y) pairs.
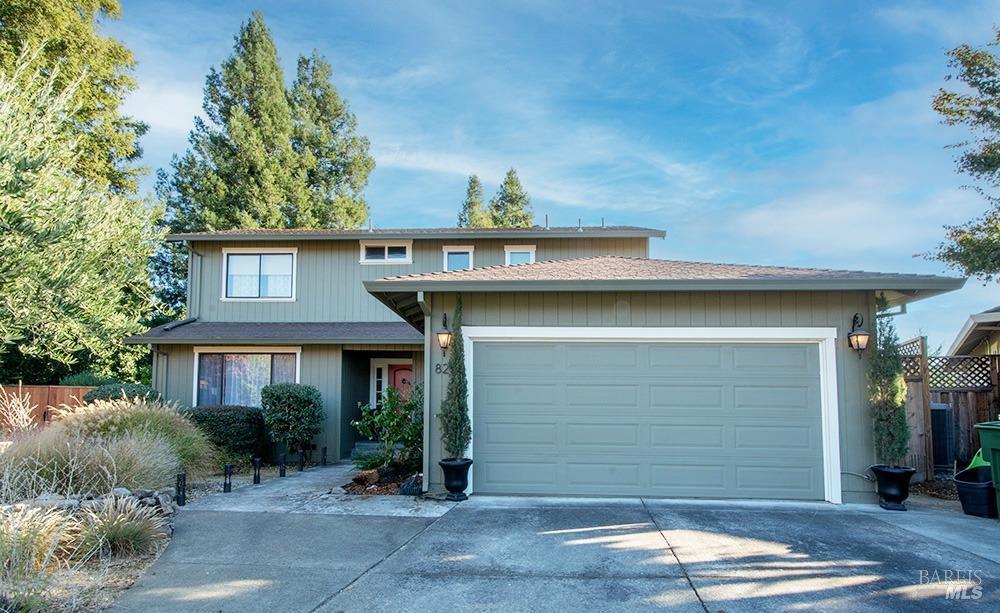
top-left (472, 341), bottom-right (825, 499)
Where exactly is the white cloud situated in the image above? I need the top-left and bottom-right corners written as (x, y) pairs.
top-left (122, 78), bottom-right (202, 139)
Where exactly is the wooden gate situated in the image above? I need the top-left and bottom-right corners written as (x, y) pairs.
top-left (0, 385), bottom-right (93, 426)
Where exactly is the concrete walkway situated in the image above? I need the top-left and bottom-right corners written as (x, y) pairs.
top-left (113, 469), bottom-right (1000, 612)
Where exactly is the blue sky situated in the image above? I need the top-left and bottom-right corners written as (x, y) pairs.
top-left (107, 0), bottom-right (1000, 350)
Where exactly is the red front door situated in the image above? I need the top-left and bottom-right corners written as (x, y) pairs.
top-left (388, 364), bottom-right (413, 398)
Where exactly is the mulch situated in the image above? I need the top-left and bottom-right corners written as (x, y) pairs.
top-left (912, 478), bottom-right (959, 501)
top-left (342, 466), bottom-right (419, 496)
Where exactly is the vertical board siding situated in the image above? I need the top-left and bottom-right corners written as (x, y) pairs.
top-left (191, 237), bottom-right (647, 322)
top-left (424, 290), bottom-right (875, 502)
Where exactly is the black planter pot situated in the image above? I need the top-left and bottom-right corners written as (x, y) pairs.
top-left (870, 464), bottom-right (916, 511)
top-left (439, 458), bottom-right (473, 501)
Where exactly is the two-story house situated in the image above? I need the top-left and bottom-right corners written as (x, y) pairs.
top-left (129, 225), bottom-right (964, 503)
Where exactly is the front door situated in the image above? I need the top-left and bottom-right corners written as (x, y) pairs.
top-left (371, 359), bottom-right (414, 409)
top-left (388, 364), bottom-right (413, 398)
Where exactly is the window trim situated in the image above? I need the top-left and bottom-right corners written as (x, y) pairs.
top-left (359, 240), bottom-right (413, 265)
top-left (220, 248), bottom-right (297, 302)
top-left (191, 346), bottom-right (301, 406)
top-left (369, 358), bottom-right (414, 409)
top-left (503, 244), bottom-right (536, 266)
top-left (442, 245), bottom-right (475, 271)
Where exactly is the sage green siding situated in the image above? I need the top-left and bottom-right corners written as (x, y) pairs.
top-left (188, 237), bottom-right (648, 322)
top-left (150, 343), bottom-right (422, 460)
top-left (423, 290), bottom-right (877, 503)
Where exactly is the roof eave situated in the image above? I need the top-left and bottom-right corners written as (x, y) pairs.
top-left (947, 311), bottom-right (1000, 355)
top-left (128, 336), bottom-right (424, 346)
top-left (166, 228), bottom-right (666, 242)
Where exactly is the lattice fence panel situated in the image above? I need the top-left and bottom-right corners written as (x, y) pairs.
top-left (898, 338), bottom-right (923, 357)
top-left (927, 356), bottom-right (993, 390)
top-left (901, 356), bottom-right (922, 381)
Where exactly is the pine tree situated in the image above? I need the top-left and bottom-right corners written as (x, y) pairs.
top-left (154, 11), bottom-right (372, 313)
top-left (289, 51), bottom-right (373, 228)
top-left (457, 175), bottom-right (492, 228)
top-left (488, 168), bottom-right (533, 228)
top-left (0, 0), bottom-right (147, 193)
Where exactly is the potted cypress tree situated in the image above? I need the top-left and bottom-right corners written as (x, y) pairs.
top-left (868, 294), bottom-right (914, 511)
top-left (438, 299), bottom-right (473, 501)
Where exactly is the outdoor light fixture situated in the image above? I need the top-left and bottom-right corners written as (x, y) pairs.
top-left (847, 313), bottom-right (871, 358)
top-left (252, 457), bottom-right (261, 485)
top-left (437, 313), bottom-right (453, 355)
top-left (223, 464), bottom-right (233, 493)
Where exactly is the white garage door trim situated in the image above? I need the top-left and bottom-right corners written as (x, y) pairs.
top-left (461, 326), bottom-right (842, 504)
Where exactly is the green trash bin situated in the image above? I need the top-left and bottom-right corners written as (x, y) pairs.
top-left (973, 421), bottom-right (1000, 515)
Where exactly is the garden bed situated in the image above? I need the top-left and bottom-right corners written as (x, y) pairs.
top-left (342, 467), bottom-right (421, 496)
top-left (911, 477), bottom-right (959, 501)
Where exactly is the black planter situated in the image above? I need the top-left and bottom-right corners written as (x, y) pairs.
top-left (954, 466), bottom-right (998, 519)
top-left (870, 464), bottom-right (916, 511)
top-left (439, 458), bottom-right (473, 501)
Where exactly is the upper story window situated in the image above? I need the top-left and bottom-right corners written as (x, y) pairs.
top-left (223, 249), bottom-right (296, 300)
top-left (504, 245), bottom-right (536, 266)
top-left (443, 245), bottom-right (474, 271)
top-left (360, 240), bottom-right (412, 264)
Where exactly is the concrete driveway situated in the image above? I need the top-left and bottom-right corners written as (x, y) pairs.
top-left (112, 467), bottom-right (1000, 612)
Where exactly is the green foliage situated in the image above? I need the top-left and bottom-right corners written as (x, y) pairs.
top-left (83, 383), bottom-right (159, 403)
top-left (439, 300), bottom-right (471, 459)
top-left (488, 168), bottom-right (533, 228)
top-left (78, 496), bottom-right (168, 559)
top-left (869, 294), bottom-right (909, 466)
top-left (457, 175), bottom-right (493, 228)
top-left (60, 397), bottom-right (216, 476)
top-left (351, 384), bottom-right (423, 471)
top-left (184, 405), bottom-right (266, 462)
top-left (0, 0), bottom-right (147, 193)
top-left (0, 50), bottom-right (160, 382)
top-left (153, 11), bottom-right (373, 312)
top-left (930, 30), bottom-right (1000, 280)
top-left (58, 371), bottom-right (119, 387)
top-left (261, 383), bottom-right (324, 451)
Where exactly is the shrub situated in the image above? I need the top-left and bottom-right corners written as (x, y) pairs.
top-left (0, 383), bottom-right (38, 439)
top-left (59, 397), bottom-right (217, 476)
top-left (185, 405), bottom-right (266, 463)
top-left (439, 300), bottom-right (471, 459)
top-left (870, 293), bottom-right (909, 466)
top-left (0, 426), bottom-right (179, 503)
top-left (0, 506), bottom-right (77, 610)
top-left (78, 497), bottom-right (168, 559)
top-left (83, 383), bottom-right (159, 403)
top-left (261, 383), bottom-right (323, 453)
top-left (351, 384), bottom-right (423, 472)
top-left (58, 371), bottom-right (119, 387)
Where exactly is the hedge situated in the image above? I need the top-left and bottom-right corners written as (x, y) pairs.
top-left (185, 405), bottom-right (266, 459)
top-left (83, 383), bottom-right (159, 403)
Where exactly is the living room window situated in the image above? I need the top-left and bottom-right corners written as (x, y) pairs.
top-left (194, 348), bottom-right (299, 407)
top-left (223, 249), bottom-right (296, 300)
top-left (443, 245), bottom-right (474, 271)
top-left (359, 240), bottom-right (413, 264)
top-left (504, 245), bottom-right (536, 265)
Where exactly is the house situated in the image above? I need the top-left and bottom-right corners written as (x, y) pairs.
top-left (948, 306), bottom-right (1000, 356)
top-left (129, 225), bottom-right (964, 504)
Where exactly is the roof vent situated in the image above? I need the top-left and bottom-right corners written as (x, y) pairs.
top-left (577, 218), bottom-right (583, 232)
top-left (544, 214), bottom-right (549, 230)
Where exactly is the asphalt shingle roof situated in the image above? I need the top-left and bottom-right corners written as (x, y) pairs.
top-left (377, 256), bottom-right (951, 284)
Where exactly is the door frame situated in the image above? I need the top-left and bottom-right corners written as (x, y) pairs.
top-left (369, 358), bottom-right (414, 408)
top-left (459, 326), bottom-right (842, 503)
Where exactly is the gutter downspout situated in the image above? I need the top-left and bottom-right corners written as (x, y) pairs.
top-left (417, 291), bottom-right (432, 492)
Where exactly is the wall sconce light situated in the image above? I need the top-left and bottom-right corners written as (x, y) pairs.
top-left (847, 313), bottom-right (870, 358)
top-left (437, 312), bottom-right (453, 355)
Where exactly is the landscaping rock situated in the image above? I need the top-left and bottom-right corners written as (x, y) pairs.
top-left (80, 500), bottom-right (102, 510)
top-left (133, 489), bottom-right (154, 498)
top-left (156, 487), bottom-right (176, 498)
top-left (354, 469), bottom-right (379, 486)
top-left (399, 474), bottom-right (423, 496)
top-left (111, 487), bottom-right (132, 497)
top-left (140, 496), bottom-right (158, 507)
top-left (35, 493), bottom-right (64, 502)
top-left (33, 498), bottom-right (79, 511)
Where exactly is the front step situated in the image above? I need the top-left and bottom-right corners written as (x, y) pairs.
top-left (350, 440), bottom-right (404, 458)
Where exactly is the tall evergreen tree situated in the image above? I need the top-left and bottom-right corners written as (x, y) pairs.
top-left (0, 0), bottom-right (147, 193)
top-left (289, 51), bottom-right (373, 228)
top-left (154, 12), bottom-right (372, 313)
top-left (0, 51), bottom-right (160, 383)
top-left (457, 175), bottom-right (492, 228)
top-left (488, 168), bottom-right (533, 228)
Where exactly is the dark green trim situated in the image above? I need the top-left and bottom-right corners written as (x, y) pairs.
top-left (124, 336), bottom-right (423, 346)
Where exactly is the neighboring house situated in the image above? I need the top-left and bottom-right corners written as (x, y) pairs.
top-left (948, 306), bottom-right (1000, 356)
top-left (130, 225), bottom-right (964, 504)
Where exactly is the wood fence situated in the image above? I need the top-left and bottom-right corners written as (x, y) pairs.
top-left (0, 385), bottom-right (93, 425)
top-left (900, 337), bottom-right (1000, 471)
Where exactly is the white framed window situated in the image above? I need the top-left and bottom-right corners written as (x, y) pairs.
top-left (442, 245), bottom-right (475, 271)
top-left (504, 244), bottom-right (536, 266)
top-left (221, 248), bottom-right (297, 301)
top-left (359, 240), bottom-right (413, 264)
top-left (192, 346), bottom-right (301, 407)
